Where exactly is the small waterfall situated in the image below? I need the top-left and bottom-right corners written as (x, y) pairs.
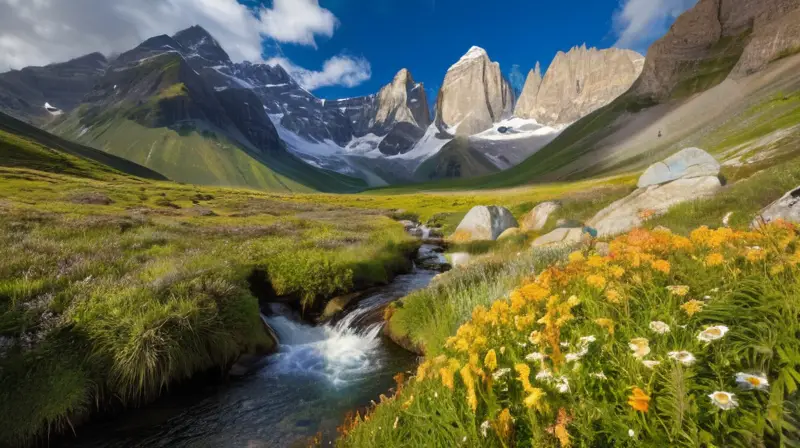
top-left (264, 306), bottom-right (385, 388)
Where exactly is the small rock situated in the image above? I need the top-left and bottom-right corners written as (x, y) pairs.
top-left (69, 192), bottom-right (114, 205)
top-left (497, 227), bottom-right (523, 241)
top-left (532, 228), bottom-right (586, 247)
top-left (753, 186), bottom-right (800, 227)
top-left (450, 252), bottom-right (472, 268)
top-left (521, 202), bottom-right (561, 231)
top-left (722, 212), bottom-right (733, 227)
top-left (193, 207), bottom-right (217, 217)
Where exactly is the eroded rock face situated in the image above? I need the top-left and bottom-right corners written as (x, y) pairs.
top-left (635, 0), bottom-right (800, 100)
top-left (754, 186), bottom-right (800, 227)
top-left (521, 201), bottom-right (561, 231)
top-left (532, 228), bottom-right (586, 248)
top-left (453, 206), bottom-right (519, 241)
top-left (515, 46), bottom-right (644, 126)
top-left (638, 147), bottom-right (721, 188)
top-left (589, 176), bottom-right (722, 237)
top-left (436, 47), bottom-right (515, 135)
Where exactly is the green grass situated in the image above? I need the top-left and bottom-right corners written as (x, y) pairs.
top-left (649, 153), bottom-right (800, 233)
top-left (0, 166), bottom-right (418, 445)
top-left (385, 246), bottom-right (571, 356)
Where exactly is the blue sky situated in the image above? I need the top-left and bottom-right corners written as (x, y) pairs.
top-left (259, 0), bottom-right (697, 99)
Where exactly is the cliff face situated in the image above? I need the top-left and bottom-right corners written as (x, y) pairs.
top-left (515, 46), bottom-right (644, 126)
top-left (635, 0), bottom-right (800, 100)
top-left (435, 47), bottom-right (515, 136)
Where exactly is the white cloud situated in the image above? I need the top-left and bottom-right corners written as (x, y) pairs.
top-left (260, 0), bottom-right (338, 48)
top-left (267, 55), bottom-right (372, 91)
top-left (613, 0), bottom-right (699, 51)
top-left (0, 0), bottom-right (367, 90)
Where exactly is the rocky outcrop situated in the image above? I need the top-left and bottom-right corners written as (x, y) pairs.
top-left (588, 148), bottom-right (723, 237)
top-left (638, 147), bottom-right (721, 188)
top-left (635, 0), bottom-right (800, 101)
top-left (436, 47), bottom-right (515, 135)
top-left (521, 201), bottom-right (561, 231)
top-left (453, 206), bottom-right (519, 241)
top-left (515, 46), bottom-right (644, 126)
top-left (753, 186), bottom-right (800, 227)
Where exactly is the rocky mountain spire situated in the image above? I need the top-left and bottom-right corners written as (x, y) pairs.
top-left (435, 46), bottom-right (515, 135)
top-left (373, 68), bottom-right (431, 132)
top-left (515, 62), bottom-right (542, 119)
top-left (515, 46), bottom-right (644, 125)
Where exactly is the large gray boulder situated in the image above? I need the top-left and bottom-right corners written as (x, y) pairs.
top-left (521, 201), bottom-right (561, 231)
top-left (589, 176), bottom-right (722, 237)
top-left (638, 147), bottom-right (720, 188)
top-left (753, 186), bottom-right (800, 227)
top-left (453, 206), bottom-right (518, 241)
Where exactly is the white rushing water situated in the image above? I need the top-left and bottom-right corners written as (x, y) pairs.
top-left (265, 308), bottom-right (385, 388)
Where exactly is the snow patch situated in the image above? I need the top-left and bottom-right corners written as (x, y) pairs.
top-left (44, 102), bottom-right (62, 116)
top-left (450, 46), bottom-right (488, 70)
top-left (473, 117), bottom-right (562, 141)
top-left (393, 124), bottom-right (451, 161)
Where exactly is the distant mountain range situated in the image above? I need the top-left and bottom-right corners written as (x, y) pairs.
top-left (0, 23), bottom-right (662, 190)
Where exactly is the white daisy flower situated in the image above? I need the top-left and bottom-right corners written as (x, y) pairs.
top-left (492, 368), bottom-right (511, 380)
top-left (565, 352), bottom-right (583, 363)
top-left (628, 429), bottom-right (635, 438)
top-left (560, 342), bottom-right (570, 348)
top-left (536, 369), bottom-right (553, 381)
top-left (708, 391), bottom-right (738, 410)
top-left (697, 325), bottom-right (729, 343)
top-left (555, 376), bottom-right (570, 393)
top-left (668, 351), bottom-right (696, 366)
top-left (480, 420), bottom-right (490, 438)
top-left (649, 321), bottom-right (671, 334)
top-left (590, 372), bottom-right (607, 380)
top-left (517, 342), bottom-right (528, 348)
top-left (579, 335), bottom-right (597, 345)
top-left (735, 372), bottom-right (769, 390)
top-left (642, 360), bottom-right (661, 369)
top-left (629, 338), bottom-right (651, 358)
top-left (525, 352), bottom-right (546, 362)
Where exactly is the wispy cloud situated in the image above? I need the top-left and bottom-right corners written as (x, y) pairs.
top-left (612, 0), bottom-right (699, 52)
top-left (267, 55), bottom-right (372, 91)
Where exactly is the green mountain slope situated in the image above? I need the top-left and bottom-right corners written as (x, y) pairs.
top-left (48, 45), bottom-right (365, 193)
top-left (0, 110), bottom-right (165, 180)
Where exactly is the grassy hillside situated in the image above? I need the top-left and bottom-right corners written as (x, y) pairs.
top-left (0, 165), bottom-right (417, 446)
top-left (0, 111), bottom-right (165, 180)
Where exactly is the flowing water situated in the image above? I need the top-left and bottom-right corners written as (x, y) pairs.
top-left (57, 248), bottom-right (441, 448)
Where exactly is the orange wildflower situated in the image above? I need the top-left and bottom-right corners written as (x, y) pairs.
top-left (650, 259), bottom-right (671, 274)
top-left (705, 253), bottom-right (725, 267)
top-left (628, 387), bottom-right (650, 413)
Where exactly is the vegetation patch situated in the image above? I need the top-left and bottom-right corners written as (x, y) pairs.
top-left (340, 223), bottom-right (800, 447)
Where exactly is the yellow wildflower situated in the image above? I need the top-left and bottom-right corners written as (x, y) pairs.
top-left (460, 365), bottom-right (478, 412)
top-left (524, 388), bottom-right (548, 412)
top-left (609, 265), bottom-right (626, 279)
top-left (628, 338), bottom-right (651, 358)
top-left (515, 363), bottom-right (534, 393)
top-left (650, 259), bottom-right (671, 274)
top-left (681, 299), bottom-right (704, 317)
top-left (705, 253), bottom-right (725, 267)
top-left (455, 338), bottom-right (469, 352)
top-left (587, 255), bottom-right (606, 268)
top-left (568, 251), bottom-right (585, 263)
top-left (493, 409), bottom-right (514, 442)
top-left (440, 367), bottom-right (455, 390)
top-left (553, 408), bottom-right (572, 448)
top-left (628, 387), bottom-right (650, 413)
top-left (586, 274), bottom-right (607, 290)
top-left (402, 394), bottom-right (414, 409)
top-left (605, 289), bottom-right (622, 304)
top-left (595, 318), bottom-right (615, 335)
top-left (484, 349), bottom-right (498, 372)
top-left (416, 360), bottom-right (430, 382)
top-left (667, 285), bottom-right (690, 297)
